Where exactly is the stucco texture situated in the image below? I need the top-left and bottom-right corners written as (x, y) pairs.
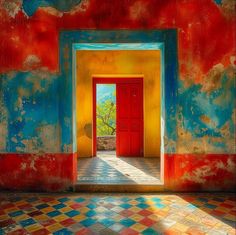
top-left (0, 0), bottom-right (235, 191)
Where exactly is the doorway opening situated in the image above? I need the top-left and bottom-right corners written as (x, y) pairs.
top-left (76, 48), bottom-right (163, 186)
top-left (96, 84), bottom-right (116, 157)
top-left (93, 77), bottom-right (144, 158)
top-left (76, 76), bottom-right (163, 186)
top-left (59, 31), bottom-right (179, 188)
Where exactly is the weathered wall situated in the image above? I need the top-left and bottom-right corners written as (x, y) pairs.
top-left (0, 0), bottom-right (235, 191)
top-left (76, 50), bottom-right (161, 158)
top-left (97, 136), bottom-right (116, 151)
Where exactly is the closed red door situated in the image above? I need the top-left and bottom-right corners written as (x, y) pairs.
top-left (116, 81), bottom-right (143, 157)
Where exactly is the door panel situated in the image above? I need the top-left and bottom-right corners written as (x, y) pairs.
top-left (130, 119), bottom-right (141, 131)
top-left (116, 81), bottom-right (143, 157)
top-left (131, 132), bottom-right (141, 156)
top-left (119, 132), bottom-right (130, 155)
top-left (130, 84), bottom-right (142, 118)
top-left (119, 84), bottom-right (130, 118)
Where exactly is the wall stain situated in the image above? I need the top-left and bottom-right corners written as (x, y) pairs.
top-left (84, 123), bottom-right (92, 139)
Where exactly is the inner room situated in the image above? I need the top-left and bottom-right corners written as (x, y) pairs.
top-left (76, 48), bottom-right (162, 186)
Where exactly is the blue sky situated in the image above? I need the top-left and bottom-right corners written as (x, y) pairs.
top-left (97, 84), bottom-right (116, 104)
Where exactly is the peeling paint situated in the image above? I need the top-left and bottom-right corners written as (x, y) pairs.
top-left (37, 124), bottom-right (60, 153)
top-left (216, 158), bottom-right (236, 173)
top-left (69, 0), bottom-right (89, 15)
top-left (0, 153), bottom-right (76, 191)
top-left (177, 127), bottom-right (224, 154)
top-left (16, 138), bottom-right (38, 153)
top-left (20, 162), bottom-right (26, 170)
top-left (201, 63), bottom-right (225, 93)
top-left (29, 159), bottom-right (36, 171)
top-left (129, 1), bottom-right (148, 21)
top-left (182, 165), bottom-right (216, 184)
top-left (0, 122), bottom-right (7, 151)
top-left (0, 91), bottom-right (8, 151)
top-left (23, 55), bottom-right (41, 70)
top-left (164, 136), bottom-right (176, 153)
top-left (219, 121), bottom-right (235, 152)
top-left (175, 154), bottom-right (236, 191)
top-left (221, 0), bottom-right (236, 17)
top-left (1, 0), bottom-right (22, 18)
top-left (63, 144), bottom-right (73, 153)
top-left (200, 115), bottom-right (216, 128)
top-left (0, 0), bottom-right (235, 191)
top-left (178, 63), bottom-right (235, 154)
top-left (1, 71), bottom-right (59, 153)
top-left (11, 137), bottom-right (17, 143)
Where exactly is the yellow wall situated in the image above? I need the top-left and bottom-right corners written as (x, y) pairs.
top-left (76, 50), bottom-right (161, 157)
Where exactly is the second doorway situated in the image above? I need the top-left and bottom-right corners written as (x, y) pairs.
top-left (93, 77), bottom-right (143, 157)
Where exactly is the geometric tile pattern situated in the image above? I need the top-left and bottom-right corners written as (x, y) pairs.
top-left (78, 151), bottom-right (161, 184)
top-left (0, 193), bottom-right (235, 234)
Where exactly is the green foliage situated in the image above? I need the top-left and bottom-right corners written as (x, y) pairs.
top-left (97, 99), bottom-right (116, 136)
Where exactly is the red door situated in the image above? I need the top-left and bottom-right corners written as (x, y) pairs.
top-left (116, 82), bottom-right (143, 157)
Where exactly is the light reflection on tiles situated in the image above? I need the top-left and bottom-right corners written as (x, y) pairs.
top-left (0, 193), bottom-right (235, 234)
top-left (78, 151), bottom-right (161, 184)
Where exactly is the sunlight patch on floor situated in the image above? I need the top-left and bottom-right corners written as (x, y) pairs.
top-left (77, 151), bottom-right (161, 185)
top-left (100, 156), bottom-right (160, 184)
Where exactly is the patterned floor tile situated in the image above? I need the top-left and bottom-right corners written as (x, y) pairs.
top-left (77, 151), bottom-right (161, 184)
top-left (0, 193), bottom-right (235, 234)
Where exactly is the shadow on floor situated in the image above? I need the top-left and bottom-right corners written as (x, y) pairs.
top-left (77, 151), bottom-right (161, 185)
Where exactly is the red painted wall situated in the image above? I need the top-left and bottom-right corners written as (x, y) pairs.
top-left (165, 154), bottom-right (236, 191)
top-left (0, 153), bottom-right (77, 191)
top-left (0, 0), bottom-right (235, 191)
top-left (0, 1), bottom-right (235, 74)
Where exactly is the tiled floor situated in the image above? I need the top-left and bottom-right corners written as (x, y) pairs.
top-left (77, 151), bottom-right (161, 185)
top-left (0, 193), bottom-right (235, 234)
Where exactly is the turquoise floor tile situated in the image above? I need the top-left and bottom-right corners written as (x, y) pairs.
top-left (99, 218), bottom-right (115, 227)
top-left (120, 218), bottom-right (136, 227)
top-left (80, 218), bottom-right (96, 227)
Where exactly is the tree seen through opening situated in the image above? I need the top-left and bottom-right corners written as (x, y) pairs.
top-left (96, 84), bottom-right (116, 136)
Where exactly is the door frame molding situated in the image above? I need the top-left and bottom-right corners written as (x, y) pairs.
top-left (92, 76), bottom-right (143, 157)
top-left (59, 30), bottom-right (178, 185)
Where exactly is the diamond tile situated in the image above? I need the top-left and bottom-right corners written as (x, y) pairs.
top-left (120, 218), bottom-right (136, 227)
top-left (19, 218), bottom-right (36, 227)
top-left (80, 218), bottom-right (96, 227)
top-left (0, 193), bottom-right (235, 235)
